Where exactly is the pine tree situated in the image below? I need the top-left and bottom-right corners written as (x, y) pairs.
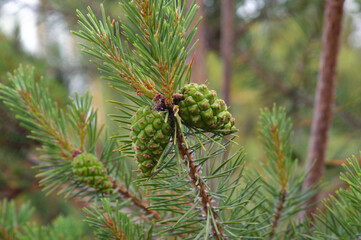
top-left (1, 1), bottom-right (361, 239)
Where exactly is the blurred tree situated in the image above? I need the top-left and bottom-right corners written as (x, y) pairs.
top-left (0, 31), bottom-right (43, 200)
top-left (220, 0), bottom-right (234, 105)
top-left (187, 0), bottom-right (207, 84)
top-left (0, 10), bottom-right (80, 226)
top-left (304, 0), bottom-right (345, 219)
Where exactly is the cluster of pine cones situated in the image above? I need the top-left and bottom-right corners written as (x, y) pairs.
top-left (130, 83), bottom-right (236, 177)
top-left (70, 84), bottom-right (237, 192)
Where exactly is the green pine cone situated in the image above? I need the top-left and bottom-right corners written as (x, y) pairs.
top-left (72, 153), bottom-right (113, 193)
top-left (178, 83), bottom-right (236, 133)
top-left (130, 106), bottom-right (171, 177)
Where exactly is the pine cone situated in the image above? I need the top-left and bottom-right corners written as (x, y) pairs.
top-left (72, 153), bottom-right (113, 193)
top-left (130, 106), bottom-right (171, 177)
top-left (178, 83), bottom-right (236, 133)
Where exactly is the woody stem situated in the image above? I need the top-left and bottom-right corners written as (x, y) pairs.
top-left (175, 128), bottom-right (226, 240)
top-left (109, 177), bottom-right (162, 220)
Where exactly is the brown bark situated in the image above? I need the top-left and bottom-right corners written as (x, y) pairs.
top-left (109, 177), bottom-right (162, 220)
top-left (303, 0), bottom-right (345, 219)
top-left (38, 0), bottom-right (48, 57)
top-left (221, 0), bottom-right (234, 105)
top-left (187, 0), bottom-right (207, 84)
top-left (176, 129), bottom-right (227, 240)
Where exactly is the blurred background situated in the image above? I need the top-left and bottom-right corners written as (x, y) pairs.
top-left (1, 0), bottom-right (361, 230)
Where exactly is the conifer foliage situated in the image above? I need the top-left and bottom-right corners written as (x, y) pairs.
top-left (0, 199), bottom-right (88, 239)
top-left (1, 0), bottom-right (361, 239)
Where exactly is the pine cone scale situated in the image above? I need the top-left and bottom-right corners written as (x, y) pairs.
top-left (131, 106), bottom-right (171, 177)
top-left (178, 83), bottom-right (236, 133)
top-left (72, 153), bottom-right (113, 193)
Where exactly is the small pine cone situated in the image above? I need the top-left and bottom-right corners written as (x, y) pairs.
top-left (131, 106), bottom-right (171, 177)
top-left (178, 83), bottom-right (236, 133)
top-left (72, 153), bottom-right (113, 193)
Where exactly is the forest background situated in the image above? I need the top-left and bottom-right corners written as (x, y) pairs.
top-left (1, 0), bottom-right (361, 234)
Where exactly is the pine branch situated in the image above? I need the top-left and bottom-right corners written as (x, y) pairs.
top-left (120, 0), bottom-right (199, 105)
top-left (74, 1), bottom-right (199, 106)
top-left (175, 128), bottom-right (226, 240)
top-left (0, 66), bottom-right (162, 223)
top-left (74, 6), bottom-right (159, 99)
top-left (268, 115), bottom-right (288, 238)
top-left (110, 178), bottom-right (161, 220)
top-left (259, 106), bottom-right (291, 238)
top-left (84, 199), bottom-right (153, 240)
top-left (269, 189), bottom-right (287, 238)
top-left (258, 106), bottom-right (316, 238)
top-left (140, 128), bottom-right (256, 238)
top-left (268, 111), bottom-right (290, 236)
top-left (0, 67), bottom-right (75, 160)
top-left (19, 215), bottom-right (89, 240)
top-left (0, 199), bottom-right (34, 240)
top-left (0, 199), bottom-right (89, 239)
top-left (300, 156), bottom-right (361, 239)
top-left (0, 62), bottom-right (262, 237)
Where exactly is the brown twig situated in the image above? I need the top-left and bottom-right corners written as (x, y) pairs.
top-left (175, 129), bottom-right (226, 240)
top-left (268, 124), bottom-right (289, 239)
top-left (104, 214), bottom-right (126, 240)
top-left (325, 156), bottom-right (361, 167)
top-left (269, 189), bottom-right (287, 239)
top-left (109, 177), bottom-right (162, 220)
top-left (0, 226), bottom-right (14, 240)
top-left (303, 0), bottom-right (345, 219)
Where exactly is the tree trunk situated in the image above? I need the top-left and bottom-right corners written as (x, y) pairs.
top-left (37, 0), bottom-right (48, 57)
top-left (221, 0), bottom-right (234, 105)
top-left (303, 0), bottom-right (345, 219)
top-left (187, 0), bottom-right (207, 84)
